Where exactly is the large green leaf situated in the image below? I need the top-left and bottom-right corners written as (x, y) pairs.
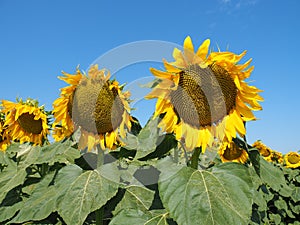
top-left (54, 164), bottom-right (84, 205)
top-left (114, 185), bottom-right (155, 215)
top-left (135, 117), bottom-right (162, 159)
top-left (57, 163), bottom-right (120, 225)
top-left (0, 150), bottom-right (16, 169)
top-left (0, 166), bottom-right (27, 204)
top-left (17, 145), bottom-right (41, 168)
top-left (158, 158), bottom-right (253, 225)
top-left (260, 158), bottom-right (286, 192)
top-left (291, 186), bottom-right (300, 202)
top-left (10, 173), bottom-right (57, 223)
top-left (36, 140), bottom-right (81, 165)
top-left (0, 201), bottom-right (23, 222)
top-left (110, 209), bottom-right (169, 225)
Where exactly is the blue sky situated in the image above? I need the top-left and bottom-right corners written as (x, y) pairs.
top-left (0, 0), bottom-right (299, 153)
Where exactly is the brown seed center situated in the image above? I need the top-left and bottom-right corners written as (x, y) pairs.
top-left (70, 79), bottom-right (125, 134)
top-left (17, 113), bottom-right (43, 134)
top-left (170, 64), bottom-right (237, 127)
top-left (288, 155), bottom-right (300, 164)
top-left (223, 143), bottom-right (243, 160)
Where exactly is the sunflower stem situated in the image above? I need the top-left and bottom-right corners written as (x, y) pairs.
top-left (190, 147), bottom-right (201, 170)
top-left (96, 145), bottom-right (104, 225)
top-left (41, 163), bottom-right (47, 177)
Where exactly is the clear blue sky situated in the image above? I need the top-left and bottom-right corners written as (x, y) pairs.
top-left (0, 0), bottom-right (299, 153)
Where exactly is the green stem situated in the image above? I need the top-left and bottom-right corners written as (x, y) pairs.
top-left (242, 122), bottom-right (249, 152)
top-left (97, 145), bottom-right (104, 168)
top-left (41, 163), bottom-right (47, 177)
top-left (174, 146), bottom-right (179, 163)
top-left (95, 145), bottom-right (104, 225)
top-left (190, 147), bottom-right (201, 170)
top-left (95, 208), bottom-right (104, 225)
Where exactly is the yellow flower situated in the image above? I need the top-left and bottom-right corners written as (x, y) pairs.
top-left (271, 151), bottom-right (284, 164)
top-left (52, 65), bottom-right (132, 151)
top-left (218, 139), bottom-right (248, 163)
top-left (1, 99), bottom-right (49, 146)
top-left (285, 152), bottom-right (300, 169)
top-left (252, 140), bottom-right (273, 162)
top-left (0, 113), bottom-right (11, 151)
top-left (146, 36), bottom-right (263, 151)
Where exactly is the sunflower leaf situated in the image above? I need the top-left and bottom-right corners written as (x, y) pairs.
top-left (36, 140), bottom-right (81, 165)
top-left (158, 158), bottom-right (253, 225)
top-left (10, 172), bottom-right (57, 223)
top-left (113, 185), bottom-right (155, 215)
top-left (110, 209), bottom-right (169, 225)
top-left (0, 201), bottom-right (23, 222)
top-left (57, 162), bottom-right (120, 225)
top-left (0, 165), bottom-right (27, 204)
top-left (135, 117), bottom-right (163, 159)
top-left (260, 158), bottom-right (286, 192)
top-left (248, 147), bottom-right (260, 177)
top-left (0, 150), bottom-right (16, 169)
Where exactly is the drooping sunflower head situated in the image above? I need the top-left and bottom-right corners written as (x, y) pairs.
top-left (271, 151), bottom-right (284, 164)
top-left (146, 36), bottom-right (263, 152)
top-left (218, 139), bottom-right (248, 163)
top-left (284, 152), bottom-right (300, 169)
top-left (1, 98), bottom-right (49, 146)
top-left (252, 140), bottom-right (273, 162)
top-left (52, 65), bottom-right (132, 151)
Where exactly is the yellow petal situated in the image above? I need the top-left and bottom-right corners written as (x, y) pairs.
top-left (150, 68), bottom-right (173, 80)
top-left (163, 59), bottom-right (181, 73)
top-left (183, 36), bottom-right (195, 63)
top-left (196, 39), bottom-right (210, 60)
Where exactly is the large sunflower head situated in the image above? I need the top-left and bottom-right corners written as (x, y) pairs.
top-left (284, 152), bottom-right (300, 169)
top-left (218, 139), bottom-right (248, 163)
top-left (146, 36), bottom-right (263, 152)
top-left (0, 112), bottom-right (11, 151)
top-left (52, 65), bottom-right (132, 151)
top-left (1, 98), bottom-right (49, 146)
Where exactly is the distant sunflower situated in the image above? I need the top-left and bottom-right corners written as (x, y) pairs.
top-left (252, 140), bottom-right (273, 162)
top-left (218, 139), bottom-right (248, 163)
top-left (272, 151), bottom-right (284, 164)
top-left (0, 113), bottom-right (11, 151)
top-left (1, 99), bottom-right (49, 145)
top-left (52, 65), bottom-right (132, 151)
top-left (285, 152), bottom-right (300, 169)
top-left (146, 36), bottom-right (263, 151)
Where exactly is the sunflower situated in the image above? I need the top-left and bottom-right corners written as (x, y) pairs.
top-left (1, 99), bottom-right (49, 145)
top-left (271, 151), bottom-right (284, 164)
top-left (284, 152), bottom-right (300, 169)
top-left (52, 65), bottom-right (132, 151)
top-left (218, 139), bottom-right (248, 163)
top-left (252, 140), bottom-right (273, 162)
top-left (146, 36), bottom-right (263, 152)
top-left (0, 112), bottom-right (11, 151)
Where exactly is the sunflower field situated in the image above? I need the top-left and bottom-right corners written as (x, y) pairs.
top-left (1, 37), bottom-right (300, 225)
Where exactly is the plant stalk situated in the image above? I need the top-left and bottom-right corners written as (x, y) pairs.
top-left (190, 147), bottom-right (201, 170)
top-left (95, 145), bottom-right (104, 225)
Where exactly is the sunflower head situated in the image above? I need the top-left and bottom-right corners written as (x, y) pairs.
top-left (218, 139), bottom-right (248, 163)
top-left (284, 152), bottom-right (300, 169)
top-left (52, 65), bottom-right (132, 151)
top-left (252, 140), bottom-right (273, 162)
top-left (271, 151), bottom-right (284, 164)
top-left (1, 98), bottom-right (49, 146)
top-left (0, 112), bottom-right (11, 151)
top-left (146, 36), bottom-right (263, 152)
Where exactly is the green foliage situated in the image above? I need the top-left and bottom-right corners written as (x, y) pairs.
top-left (158, 158), bottom-right (253, 225)
top-left (1, 132), bottom-right (298, 225)
top-left (251, 157), bottom-right (300, 224)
